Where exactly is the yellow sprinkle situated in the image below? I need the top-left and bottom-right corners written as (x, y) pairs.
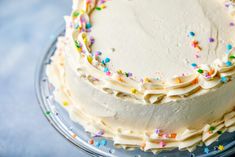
top-left (131, 88), bottom-right (137, 94)
top-left (84, 37), bottom-right (88, 45)
top-left (218, 145), bottom-right (224, 151)
top-left (100, 4), bottom-right (106, 9)
top-left (117, 69), bottom-right (123, 75)
top-left (117, 76), bottom-right (124, 82)
top-left (63, 101), bottom-right (69, 106)
top-left (87, 55), bottom-right (93, 64)
top-left (76, 47), bottom-right (82, 52)
top-left (176, 78), bottom-right (181, 84)
top-left (144, 77), bottom-right (151, 83)
top-left (80, 10), bottom-right (85, 14)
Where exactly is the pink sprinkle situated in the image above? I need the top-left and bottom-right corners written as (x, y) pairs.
top-left (160, 141), bottom-right (166, 148)
top-left (162, 134), bottom-right (168, 139)
top-left (106, 71), bottom-right (111, 76)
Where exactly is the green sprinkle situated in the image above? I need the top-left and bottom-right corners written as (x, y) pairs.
top-left (209, 126), bottom-right (216, 132)
top-left (75, 41), bottom-right (81, 48)
top-left (73, 11), bottom-right (80, 17)
top-left (45, 111), bottom-right (51, 115)
top-left (197, 69), bottom-right (204, 74)
top-left (217, 130), bottom-right (223, 135)
top-left (96, 7), bottom-right (102, 10)
top-left (230, 55), bottom-right (235, 59)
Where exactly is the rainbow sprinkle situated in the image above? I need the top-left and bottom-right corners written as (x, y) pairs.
top-left (103, 67), bottom-right (109, 73)
top-left (191, 63), bottom-right (197, 68)
top-left (100, 139), bottom-right (107, 146)
top-left (230, 55), bottom-right (235, 59)
top-left (226, 44), bottom-right (233, 51)
top-left (197, 69), bottom-right (204, 74)
top-left (226, 61), bottom-right (232, 67)
top-left (131, 88), bottom-right (137, 94)
top-left (104, 57), bottom-right (110, 63)
top-left (204, 147), bottom-right (209, 154)
top-left (88, 139), bottom-right (94, 144)
top-left (159, 141), bottom-right (166, 148)
top-left (95, 141), bottom-right (101, 147)
top-left (218, 145), bottom-right (224, 151)
top-left (209, 38), bottom-right (215, 43)
top-left (221, 76), bottom-right (228, 83)
top-left (87, 55), bottom-right (93, 64)
top-left (63, 101), bottom-right (69, 106)
top-left (189, 32), bottom-right (195, 37)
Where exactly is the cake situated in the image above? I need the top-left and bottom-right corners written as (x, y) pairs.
top-left (46, 0), bottom-right (235, 153)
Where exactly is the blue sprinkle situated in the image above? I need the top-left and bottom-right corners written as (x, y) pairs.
top-left (226, 44), bottom-right (233, 51)
top-left (95, 141), bottom-right (100, 147)
top-left (86, 23), bottom-right (92, 29)
top-left (100, 139), bottom-right (107, 146)
top-left (204, 147), bottom-right (209, 154)
top-left (104, 57), bottom-right (110, 63)
top-left (191, 63), bottom-right (197, 67)
top-left (104, 67), bottom-right (109, 73)
top-left (189, 32), bottom-right (195, 37)
top-left (221, 76), bottom-right (228, 83)
top-left (226, 61), bottom-right (232, 67)
top-left (102, 60), bottom-right (106, 65)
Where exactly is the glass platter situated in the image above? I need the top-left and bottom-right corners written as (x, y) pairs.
top-left (35, 27), bottom-right (235, 157)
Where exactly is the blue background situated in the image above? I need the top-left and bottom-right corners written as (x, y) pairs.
top-left (0, 0), bottom-right (88, 156)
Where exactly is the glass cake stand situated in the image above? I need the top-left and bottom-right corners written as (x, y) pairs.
top-left (35, 27), bottom-right (235, 157)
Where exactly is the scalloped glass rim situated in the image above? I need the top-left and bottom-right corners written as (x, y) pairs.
top-left (35, 25), bottom-right (235, 157)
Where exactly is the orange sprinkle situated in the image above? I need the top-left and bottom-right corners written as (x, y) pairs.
top-left (170, 133), bottom-right (177, 138)
top-left (192, 41), bottom-right (199, 47)
top-left (72, 134), bottom-right (77, 138)
top-left (88, 139), bottom-right (94, 145)
top-left (196, 46), bottom-right (202, 51)
top-left (192, 78), bottom-right (199, 85)
top-left (208, 69), bottom-right (214, 76)
top-left (175, 78), bottom-right (181, 84)
top-left (140, 143), bottom-right (146, 149)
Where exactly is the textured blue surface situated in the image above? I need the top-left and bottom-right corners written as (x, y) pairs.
top-left (0, 0), bottom-right (88, 156)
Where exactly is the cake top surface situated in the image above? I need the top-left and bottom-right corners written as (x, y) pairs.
top-left (68, 0), bottom-right (235, 104)
top-left (90, 0), bottom-right (235, 79)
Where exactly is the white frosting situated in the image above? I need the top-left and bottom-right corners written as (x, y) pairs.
top-left (91, 0), bottom-right (235, 78)
top-left (46, 38), bottom-right (235, 152)
top-left (46, 0), bottom-right (235, 153)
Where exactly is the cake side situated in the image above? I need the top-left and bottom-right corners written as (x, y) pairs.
top-left (46, 37), bottom-right (235, 152)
